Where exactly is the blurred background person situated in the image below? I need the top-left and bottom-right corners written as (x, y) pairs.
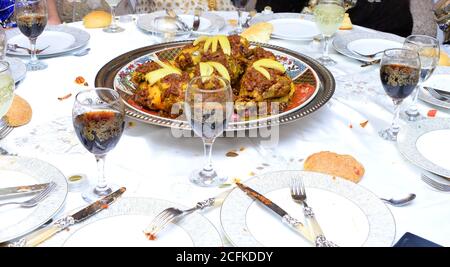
top-left (348, 0), bottom-right (413, 37)
top-left (254, 0), bottom-right (308, 13)
top-left (1, 0), bottom-right (61, 27)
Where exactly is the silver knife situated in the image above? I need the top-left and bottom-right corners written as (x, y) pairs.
top-left (236, 182), bottom-right (314, 244)
top-left (7, 187), bottom-right (126, 247)
top-left (0, 183), bottom-right (50, 199)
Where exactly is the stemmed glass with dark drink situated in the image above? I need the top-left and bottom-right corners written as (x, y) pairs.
top-left (402, 35), bottom-right (440, 121)
top-left (379, 49), bottom-right (420, 141)
top-left (73, 88), bottom-right (125, 202)
top-left (185, 76), bottom-right (233, 187)
top-left (14, 0), bottom-right (48, 71)
top-left (229, 0), bottom-right (249, 34)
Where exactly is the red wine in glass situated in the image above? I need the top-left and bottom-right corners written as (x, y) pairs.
top-left (16, 14), bottom-right (47, 39)
top-left (380, 64), bottom-right (420, 100)
top-left (378, 48), bottom-right (420, 141)
top-left (73, 110), bottom-right (125, 155)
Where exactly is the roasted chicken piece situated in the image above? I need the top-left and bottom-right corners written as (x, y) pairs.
top-left (238, 58), bottom-right (294, 104)
top-left (174, 44), bottom-right (201, 71)
top-left (175, 35), bottom-right (251, 88)
top-left (132, 60), bottom-right (189, 115)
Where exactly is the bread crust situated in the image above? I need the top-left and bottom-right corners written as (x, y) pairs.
top-left (304, 151), bottom-right (364, 183)
top-left (83, 11), bottom-right (112, 29)
top-left (241, 22), bottom-right (273, 43)
top-left (5, 95), bottom-right (32, 127)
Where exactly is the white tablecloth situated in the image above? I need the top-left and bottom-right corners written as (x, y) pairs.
top-left (4, 12), bottom-right (450, 247)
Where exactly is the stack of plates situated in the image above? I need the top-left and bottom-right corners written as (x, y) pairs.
top-left (137, 11), bottom-right (225, 36)
top-left (221, 170), bottom-right (396, 247)
top-left (250, 13), bottom-right (321, 41)
top-left (6, 25), bottom-right (90, 58)
top-left (0, 156), bottom-right (68, 244)
top-left (397, 118), bottom-right (450, 184)
top-left (333, 32), bottom-right (404, 62)
top-left (420, 73), bottom-right (450, 109)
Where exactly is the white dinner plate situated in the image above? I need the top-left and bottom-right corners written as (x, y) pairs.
top-left (397, 118), bottom-right (450, 179)
top-left (0, 156), bottom-right (68, 243)
top-left (55, 197), bottom-right (222, 247)
top-left (4, 57), bottom-right (26, 84)
top-left (137, 11), bottom-right (225, 35)
top-left (347, 39), bottom-right (403, 59)
top-left (6, 25), bottom-right (90, 58)
top-left (221, 170), bottom-right (396, 247)
top-left (333, 32), bottom-right (404, 62)
top-left (270, 19), bottom-right (320, 41)
top-left (419, 73), bottom-right (450, 109)
top-left (250, 13), bottom-right (320, 41)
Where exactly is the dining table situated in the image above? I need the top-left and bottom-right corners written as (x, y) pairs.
top-left (2, 11), bottom-right (449, 247)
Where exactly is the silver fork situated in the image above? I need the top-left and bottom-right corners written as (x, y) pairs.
top-left (421, 173), bottom-right (450, 192)
top-left (290, 177), bottom-right (338, 247)
top-left (0, 118), bottom-right (14, 140)
top-left (0, 182), bottom-right (56, 208)
top-left (7, 44), bottom-right (50, 54)
top-left (144, 190), bottom-right (230, 238)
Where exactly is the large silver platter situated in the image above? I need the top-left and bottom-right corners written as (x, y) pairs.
top-left (95, 41), bottom-right (335, 130)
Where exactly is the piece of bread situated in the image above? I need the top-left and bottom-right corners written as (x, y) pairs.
top-left (304, 151), bottom-right (365, 183)
top-left (5, 95), bottom-right (32, 127)
top-left (339, 13), bottom-right (353, 30)
top-left (83, 10), bottom-right (112, 29)
top-left (241, 22), bottom-right (273, 43)
top-left (439, 51), bottom-right (450, 66)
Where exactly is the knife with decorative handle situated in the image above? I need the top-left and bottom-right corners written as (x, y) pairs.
top-left (235, 182), bottom-right (314, 244)
top-left (7, 187), bottom-right (126, 247)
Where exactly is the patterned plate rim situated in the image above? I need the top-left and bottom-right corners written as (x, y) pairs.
top-left (0, 156), bottom-right (68, 243)
top-left (137, 11), bottom-right (225, 34)
top-left (332, 31), bottom-right (404, 62)
top-left (52, 197), bottom-right (223, 247)
top-left (397, 118), bottom-right (450, 178)
top-left (5, 25), bottom-right (90, 58)
top-left (220, 170), bottom-right (396, 247)
top-left (95, 40), bottom-right (335, 131)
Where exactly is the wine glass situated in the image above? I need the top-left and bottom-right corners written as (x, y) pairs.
top-left (0, 0), bottom-right (15, 27)
top-left (72, 88), bottom-right (125, 202)
top-left (14, 0), bottom-right (48, 71)
top-left (0, 62), bottom-right (15, 154)
top-left (314, 0), bottom-right (345, 66)
top-left (104, 0), bottom-right (124, 33)
top-left (0, 62), bottom-right (15, 119)
top-left (229, 0), bottom-right (249, 34)
top-left (185, 76), bottom-right (233, 187)
top-left (402, 35), bottom-right (440, 121)
top-left (379, 49), bottom-right (421, 141)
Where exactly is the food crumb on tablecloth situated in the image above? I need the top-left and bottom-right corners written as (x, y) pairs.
top-left (360, 120), bottom-right (369, 128)
top-left (58, 93), bottom-right (72, 101)
top-left (427, 109), bottom-right (437, 118)
top-left (226, 151), bottom-right (239, 157)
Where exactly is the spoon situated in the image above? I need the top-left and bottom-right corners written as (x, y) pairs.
top-left (73, 48), bottom-right (90, 57)
top-left (380, 193), bottom-right (416, 207)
